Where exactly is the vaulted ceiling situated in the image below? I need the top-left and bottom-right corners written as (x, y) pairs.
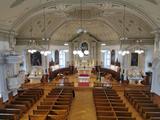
top-left (0, 0), bottom-right (160, 45)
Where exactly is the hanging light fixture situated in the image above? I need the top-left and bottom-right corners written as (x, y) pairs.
top-left (27, 24), bottom-right (38, 54)
top-left (134, 40), bottom-right (144, 54)
top-left (119, 5), bottom-right (129, 56)
top-left (73, 0), bottom-right (89, 57)
top-left (40, 7), bottom-right (51, 56)
top-left (76, 0), bottom-right (87, 34)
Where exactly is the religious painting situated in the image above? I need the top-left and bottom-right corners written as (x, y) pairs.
top-left (81, 42), bottom-right (88, 51)
top-left (55, 50), bottom-right (59, 64)
top-left (80, 42), bottom-right (89, 55)
top-left (131, 53), bottom-right (138, 66)
top-left (31, 51), bottom-right (42, 66)
top-left (111, 50), bottom-right (115, 65)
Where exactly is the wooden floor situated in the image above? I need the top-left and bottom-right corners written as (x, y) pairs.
top-left (20, 73), bottom-right (145, 120)
top-left (68, 88), bottom-right (97, 120)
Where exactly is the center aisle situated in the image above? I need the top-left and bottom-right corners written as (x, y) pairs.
top-left (68, 88), bottom-right (97, 120)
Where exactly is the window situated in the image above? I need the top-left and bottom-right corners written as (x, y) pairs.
top-left (59, 50), bottom-right (66, 68)
top-left (104, 50), bottom-right (111, 68)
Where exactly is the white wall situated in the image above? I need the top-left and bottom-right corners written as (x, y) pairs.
top-left (102, 45), bottom-right (154, 74)
top-left (0, 34), bottom-right (10, 101)
top-left (144, 46), bottom-right (154, 72)
top-left (15, 45), bottom-right (69, 72)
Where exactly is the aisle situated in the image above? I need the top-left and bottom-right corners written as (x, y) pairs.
top-left (68, 88), bottom-right (97, 120)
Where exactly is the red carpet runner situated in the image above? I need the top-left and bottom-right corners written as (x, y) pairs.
top-left (78, 82), bottom-right (90, 87)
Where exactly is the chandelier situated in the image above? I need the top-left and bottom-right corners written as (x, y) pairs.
top-left (40, 7), bottom-right (51, 56)
top-left (118, 5), bottom-right (129, 56)
top-left (134, 40), bottom-right (144, 54)
top-left (73, 49), bottom-right (89, 57)
top-left (27, 24), bottom-right (38, 54)
top-left (27, 40), bottom-right (37, 54)
top-left (27, 7), bottom-right (51, 56)
top-left (76, 0), bottom-right (87, 34)
top-left (73, 0), bottom-right (89, 58)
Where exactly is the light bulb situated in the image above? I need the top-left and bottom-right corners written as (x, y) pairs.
top-left (64, 43), bottom-right (68, 46)
top-left (32, 49), bottom-right (37, 53)
top-left (28, 49), bottom-right (31, 53)
top-left (64, 50), bottom-right (69, 52)
top-left (73, 50), bottom-right (77, 55)
top-left (84, 50), bottom-right (89, 55)
top-left (101, 43), bottom-right (106, 46)
top-left (118, 50), bottom-right (122, 54)
top-left (40, 51), bottom-right (44, 54)
top-left (77, 50), bottom-right (82, 55)
top-left (101, 50), bottom-right (106, 53)
top-left (44, 52), bottom-right (48, 56)
top-left (79, 52), bottom-right (84, 57)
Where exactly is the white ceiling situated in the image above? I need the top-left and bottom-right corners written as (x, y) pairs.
top-left (0, 0), bottom-right (159, 44)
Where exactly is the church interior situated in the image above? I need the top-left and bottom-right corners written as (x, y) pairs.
top-left (0, 0), bottom-right (160, 120)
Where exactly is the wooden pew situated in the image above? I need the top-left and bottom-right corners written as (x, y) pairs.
top-left (5, 104), bottom-right (28, 113)
top-left (11, 100), bottom-right (32, 108)
top-left (125, 89), bottom-right (160, 120)
top-left (0, 108), bottom-right (22, 119)
top-left (94, 88), bottom-right (135, 120)
top-left (97, 116), bottom-right (117, 120)
top-left (144, 112), bottom-right (160, 119)
top-left (150, 117), bottom-right (160, 120)
top-left (33, 109), bottom-right (49, 115)
top-left (0, 113), bottom-right (17, 120)
top-left (96, 111), bottom-right (115, 117)
top-left (30, 87), bottom-right (74, 120)
top-left (29, 115), bottom-right (47, 120)
top-left (47, 114), bottom-right (67, 120)
top-left (37, 105), bottom-right (52, 110)
top-left (115, 111), bottom-right (132, 117)
top-left (96, 106), bottom-right (112, 111)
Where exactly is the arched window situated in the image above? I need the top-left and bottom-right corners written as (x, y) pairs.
top-left (55, 50), bottom-right (59, 64)
top-left (111, 50), bottom-right (115, 65)
top-left (59, 50), bottom-right (66, 68)
top-left (102, 49), bottom-right (111, 68)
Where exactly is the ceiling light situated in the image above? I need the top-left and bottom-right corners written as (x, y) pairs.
top-left (84, 50), bottom-right (89, 55)
top-left (64, 43), bottom-right (68, 46)
top-left (76, 28), bottom-right (83, 34)
top-left (79, 52), bottom-right (84, 57)
top-left (101, 43), bottom-right (106, 46)
top-left (64, 50), bottom-right (69, 52)
top-left (73, 50), bottom-right (77, 55)
top-left (101, 50), bottom-right (106, 53)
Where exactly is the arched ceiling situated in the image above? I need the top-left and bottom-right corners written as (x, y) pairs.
top-left (0, 0), bottom-right (159, 44)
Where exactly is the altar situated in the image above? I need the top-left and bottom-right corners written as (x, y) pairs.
top-left (78, 70), bottom-right (91, 86)
top-left (28, 66), bottom-right (43, 83)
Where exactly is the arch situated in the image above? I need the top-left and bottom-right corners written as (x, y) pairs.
top-left (12, 0), bottom-right (157, 31)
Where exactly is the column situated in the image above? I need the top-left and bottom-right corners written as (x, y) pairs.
top-left (151, 28), bottom-right (160, 95)
top-left (0, 56), bottom-right (8, 102)
top-left (9, 31), bottom-right (16, 50)
top-left (96, 42), bottom-right (101, 66)
top-left (69, 42), bottom-right (73, 66)
top-left (153, 28), bottom-right (160, 56)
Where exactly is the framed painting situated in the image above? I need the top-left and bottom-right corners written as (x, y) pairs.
top-left (111, 49), bottom-right (115, 65)
top-left (55, 50), bottom-right (59, 64)
top-left (131, 53), bottom-right (138, 66)
top-left (31, 51), bottom-right (42, 66)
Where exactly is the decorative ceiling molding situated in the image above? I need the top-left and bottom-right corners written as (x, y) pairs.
top-left (11, 0), bottom-right (158, 31)
top-left (145, 0), bottom-right (158, 5)
top-left (10, 0), bottom-right (26, 8)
